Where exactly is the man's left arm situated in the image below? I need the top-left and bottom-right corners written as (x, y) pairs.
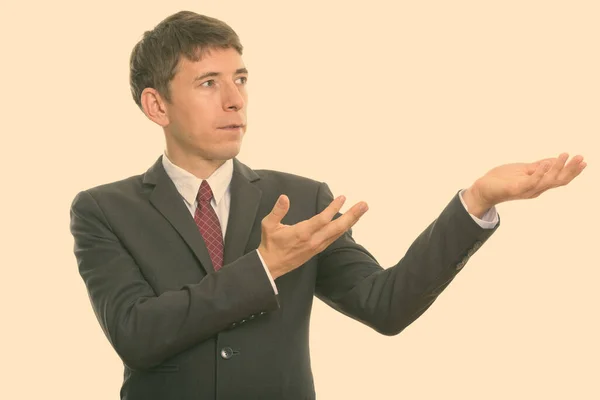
top-left (315, 152), bottom-right (586, 335)
top-left (314, 183), bottom-right (498, 336)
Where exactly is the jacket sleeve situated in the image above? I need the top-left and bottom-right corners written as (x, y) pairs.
top-left (69, 190), bottom-right (280, 371)
top-left (314, 181), bottom-right (499, 335)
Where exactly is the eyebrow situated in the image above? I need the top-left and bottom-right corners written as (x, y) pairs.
top-left (193, 67), bottom-right (248, 83)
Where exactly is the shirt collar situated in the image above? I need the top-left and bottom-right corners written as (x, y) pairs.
top-left (161, 151), bottom-right (233, 207)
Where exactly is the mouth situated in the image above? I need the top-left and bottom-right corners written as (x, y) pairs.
top-left (218, 124), bottom-right (245, 129)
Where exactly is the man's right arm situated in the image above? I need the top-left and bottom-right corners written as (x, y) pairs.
top-left (70, 190), bottom-right (279, 371)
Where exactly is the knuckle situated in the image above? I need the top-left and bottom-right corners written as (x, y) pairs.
top-left (318, 212), bottom-right (331, 225)
top-left (296, 229), bottom-right (311, 242)
top-left (309, 239), bottom-right (321, 251)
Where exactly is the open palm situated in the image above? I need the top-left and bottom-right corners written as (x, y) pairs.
top-left (474, 153), bottom-right (587, 206)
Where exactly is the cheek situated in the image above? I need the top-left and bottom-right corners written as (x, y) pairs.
top-left (169, 92), bottom-right (223, 141)
top-left (181, 104), bottom-right (216, 136)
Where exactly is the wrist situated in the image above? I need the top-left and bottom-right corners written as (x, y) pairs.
top-left (257, 245), bottom-right (281, 280)
top-left (463, 182), bottom-right (494, 218)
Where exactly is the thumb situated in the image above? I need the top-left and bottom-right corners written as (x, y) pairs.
top-left (262, 195), bottom-right (290, 228)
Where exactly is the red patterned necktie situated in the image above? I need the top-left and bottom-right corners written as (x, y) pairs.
top-left (194, 180), bottom-right (224, 271)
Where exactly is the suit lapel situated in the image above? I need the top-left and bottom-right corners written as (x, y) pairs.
top-left (142, 156), bottom-right (262, 275)
top-left (143, 156), bottom-right (214, 275)
top-left (223, 158), bottom-right (262, 265)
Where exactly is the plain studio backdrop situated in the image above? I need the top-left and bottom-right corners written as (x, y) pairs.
top-left (1, 1), bottom-right (598, 399)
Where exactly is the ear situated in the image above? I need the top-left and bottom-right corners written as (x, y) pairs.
top-left (141, 88), bottom-right (170, 127)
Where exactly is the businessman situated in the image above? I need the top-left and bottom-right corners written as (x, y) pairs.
top-left (69, 10), bottom-right (587, 400)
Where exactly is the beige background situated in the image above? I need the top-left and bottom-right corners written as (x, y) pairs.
top-left (1, 1), bottom-right (598, 399)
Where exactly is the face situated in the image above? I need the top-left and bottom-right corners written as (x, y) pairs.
top-left (157, 47), bottom-right (248, 163)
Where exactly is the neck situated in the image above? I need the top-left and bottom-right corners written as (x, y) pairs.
top-left (164, 146), bottom-right (227, 180)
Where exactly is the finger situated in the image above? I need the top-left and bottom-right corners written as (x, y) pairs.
top-left (559, 154), bottom-right (584, 177)
top-left (541, 154), bottom-right (582, 189)
top-left (520, 161), bottom-right (551, 195)
top-left (531, 153), bottom-right (568, 192)
top-left (300, 195), bottom-right (347, 234)
top-left (528, 156), bottom-right (586, 197)
top-left (312, 201), bottom-right (368, 247)
top-left (546, 152), bottom-right (569, 178)
top-left (558, 155), bottom-right (587, 185)
top-left (533, 160), bottom-right (552, 179)
top-left (533, 157), bottom-right (557, 167)
top-left (262, 195), bottom-right (290, 229)
top-left (527, 157), bottom-right (556, 175)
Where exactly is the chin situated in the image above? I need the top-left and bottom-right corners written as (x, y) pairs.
top-left (214, 143), bottom-right (242, 161)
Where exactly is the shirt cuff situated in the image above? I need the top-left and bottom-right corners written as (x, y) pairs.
top-left (256, 249), bottom-right (279, 294)
top-left (458, 188), bottom-right (499, 229)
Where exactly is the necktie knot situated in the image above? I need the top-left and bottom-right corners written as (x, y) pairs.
top-left (198, 180), bottom-right (214, 203)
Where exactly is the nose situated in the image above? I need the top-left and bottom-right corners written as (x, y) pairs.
top-left (222, 82), bottom-right (245, 111)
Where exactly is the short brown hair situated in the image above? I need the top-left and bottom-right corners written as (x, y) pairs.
top-left (129, 11), bottom-right (243, 111)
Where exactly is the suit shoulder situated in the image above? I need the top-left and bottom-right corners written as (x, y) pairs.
top-left (70, 173), bottom-right (145, 209)
top-left (253, 168), bottom-right (323, 189)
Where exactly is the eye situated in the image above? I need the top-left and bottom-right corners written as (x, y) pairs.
top-left (201, 80), bottom-right (215, 88)
top-left (236, 76), bottom-right (248, 85)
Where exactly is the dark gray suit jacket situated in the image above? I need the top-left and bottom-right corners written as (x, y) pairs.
top-left (69, 156), bottom-right (499, 399)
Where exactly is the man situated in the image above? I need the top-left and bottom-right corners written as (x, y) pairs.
top-left (69, 10), bottom-right (587, 400)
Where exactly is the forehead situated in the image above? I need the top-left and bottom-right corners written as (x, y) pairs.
top-left (175, 47), bottom-right (245, 78)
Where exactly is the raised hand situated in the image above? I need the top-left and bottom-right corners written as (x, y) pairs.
top-left (463, 152), bottom-right (587, 216)
top-left (257, 194), bottom-right (369, 279)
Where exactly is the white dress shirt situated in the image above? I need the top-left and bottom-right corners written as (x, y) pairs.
top-left (161, 152), bottom-right (499, 295)
top-left (161, 152), bottom-right (278, 294)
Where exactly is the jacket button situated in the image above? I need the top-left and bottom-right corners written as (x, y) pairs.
top-left (220, 347), bottom-right (234, 360)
